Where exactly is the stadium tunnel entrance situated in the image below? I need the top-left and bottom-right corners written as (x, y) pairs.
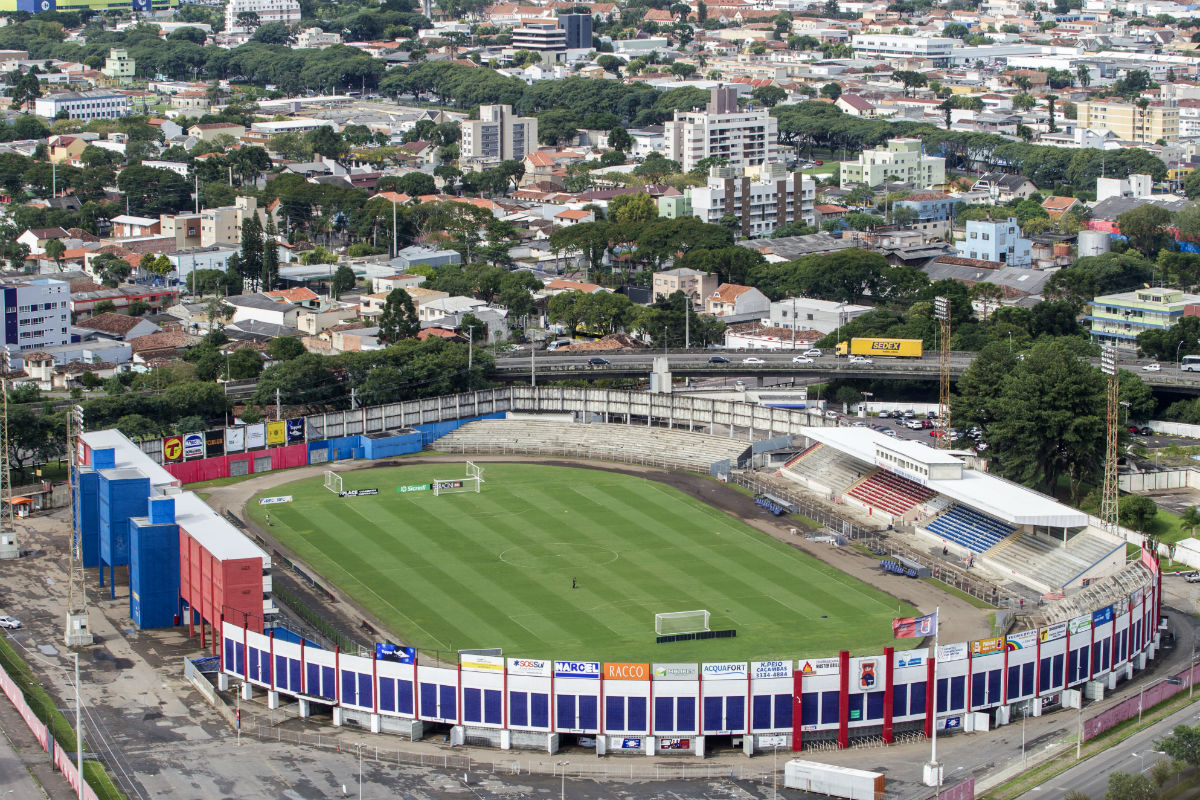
top-left (705, 734), bottom-right (742, 754)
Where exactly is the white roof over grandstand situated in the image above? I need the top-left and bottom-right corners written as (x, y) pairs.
top-left (80, 429), bottom-right (178, 488)
top-left (173, 491), bottom-right (270, 563)
top-left (801, 428), bottom-right (1089, 528)
top-left (876, 435), bottom-right (961, 465)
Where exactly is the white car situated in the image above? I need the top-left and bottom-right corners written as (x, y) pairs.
top-left (883, 429), bottom-right (898, 437)
top-left (848, 356), bottom-right (873, 365)
top-left (1143, 363), bottom-right (1161, 372)
top-left (743, 357), bottom-right (765, 364)
top-left (792, 356), bottom-right (814, 364)
top-left (804, 348), bottom-right (822, 357)
top-left (0, 616), bottom-right (21, 629)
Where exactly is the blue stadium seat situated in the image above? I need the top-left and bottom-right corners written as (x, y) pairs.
top-left (926, 504), bottom-right (1015, 554)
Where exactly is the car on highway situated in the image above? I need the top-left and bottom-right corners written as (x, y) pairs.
top-left (708, 355), bottom-right (731, 363)
top-left (0, 616), bottom-right (20, 629)
top-left (804, 348), bottom-right (822, 357)
top-left (1143, 363), bottom-right (1162, 372)
top-left (792, 355), bottom-right (814, 363)
top-left (848, 356), bottom-right (873, 365)
top-left (587, 357), bottom-right (610, 366)
top-left (743, 357), bottom-right (766, 364)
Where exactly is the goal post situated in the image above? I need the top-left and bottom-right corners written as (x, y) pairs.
top-left (655, 610), bottom-right (711, 636)
top-left (433, 462), bottom-right (485, 496)
top-left (324, 471), bottom-right (343, 495)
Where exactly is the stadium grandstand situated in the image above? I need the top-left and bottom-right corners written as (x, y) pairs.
top-left (783, 428), bottom-right (1125, 595)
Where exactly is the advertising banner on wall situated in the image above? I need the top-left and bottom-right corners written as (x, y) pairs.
top-left (1006, 630), bottom-right (1037, 651)
top-left (1092, 605), bottom-right (1114, 627)
top-left (659, 738), bottom-right (690, 750)
top-left (162, 436), bottom-right (183, 463)
top-left (286, 418), bottom-right (305, 443)
top-left (894, 650), bottom-right (926, 669)
top-left (225, 426), bottom-right (245, 453)
top-left (204, 429), bottom-right (224, 458)
top-left (702, 662), bottom-right (748, 680)
top-left (604, 663), bottom-right (649, 681)
top-left (615, 737), bottom-right (642, 750)
top-left (751, 661), bottom-right (792, 679)
top-left (461, 654), bottom-right (504, 672)
top-left (183, 432), bottom-right (204, 458)
top-left (554, 661), bottom-right (600, 679)
top-left (266, 420), bottom-right (286, 446)
top-left (971, 637), bottom-right (1005, 657)
top-left (853, 657), bottom-right (879, 690)
top-left (1040, 622), bottom-right (1068, 643)
top-left (1068, 615), bottom-right (1093, 635)
top-left (652, 663), bottom-right (698, 681)
top-left (798, 658), bottom-right (840, 676)
top-left (507, 658), bottom-right (551, 677)
top-left (937, 642), bottom-right (968, 662)
top-left (246, 423), bottom-right (266, 450)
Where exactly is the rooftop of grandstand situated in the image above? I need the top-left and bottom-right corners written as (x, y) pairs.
top-left (800, 427), bottom-right (1088, 528)
top-left (173, 491), bottom-right (271, 563)
top-left (79, 429), bottom-right (178, 488)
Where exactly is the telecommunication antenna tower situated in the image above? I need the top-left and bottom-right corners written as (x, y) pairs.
top-left (64, 404), bottom-right (92, 647)
top-left (934, 296), bottom-right (952, 448)
top-left (1099, 344), bottom-right (1120, 537)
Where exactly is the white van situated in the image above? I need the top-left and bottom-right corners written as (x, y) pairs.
top-left (546, 339), bottom-right (572, 351)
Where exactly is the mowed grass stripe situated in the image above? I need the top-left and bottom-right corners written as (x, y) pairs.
top-left (249, 464), bottom-right (916, 660)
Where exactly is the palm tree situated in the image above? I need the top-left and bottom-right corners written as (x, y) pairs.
top-left (1076, 63), bottom-right (1090, 88)
top-left (1182, 506), bottom-right (1200, 538)
top-left (1136, 97), bottom-right (1151, 144)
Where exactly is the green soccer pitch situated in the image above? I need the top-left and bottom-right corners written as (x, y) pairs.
top-left (248, 463), bottom-right (917, 662)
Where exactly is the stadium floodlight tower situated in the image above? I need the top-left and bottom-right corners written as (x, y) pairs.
top-left (64, 404), bottom-right (92, 647)
top-left (934, 296), bottom-right (952, 449)
top-left (1099, 344), bottom-right (1120, 537)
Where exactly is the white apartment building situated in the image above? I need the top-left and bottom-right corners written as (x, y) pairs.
top-left (33, 90), bottom-right (130, 121)
top-left (665, 86), bottom-right (779, 173)
top-left (225, 0), bottom-right (301, 34)
top-left (767, 297), bottom-right (873, 334)
top-left (0, 278), bottom-right (70, 354)
top-left (839, 138), bottom-right (945, 189)
top-left (511, 24), bottom-right (567, 59)
top-left (689, 163), bottom-right (815, 238)
top-left (850, 34), bottom-right (956, 65)
top-left (461, 105), bottom-right (538, 164)
top-left (199, 197), bottom-right (263, 248)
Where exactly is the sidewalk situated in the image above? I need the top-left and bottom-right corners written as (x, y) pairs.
top-left (0, 685), bottom-right (75, 800)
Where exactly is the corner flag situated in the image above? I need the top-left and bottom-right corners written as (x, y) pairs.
top-left (892, 611), bottom-right (937, 639)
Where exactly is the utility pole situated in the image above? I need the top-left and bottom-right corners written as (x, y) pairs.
top-left (530, 344), bottom-right (536, 388)
top-left (466, 325), bottom-right (475, 371)
top-left (194, 173), bottom-right (199, 214)
top-left (683, 296), bottom-right (690, 350)
top-left (391, 200), bottom-right (397, 259)
top-left (275, 387), bottom-right (281, 421)
top-left (75, 653), bottom-right (83, 800)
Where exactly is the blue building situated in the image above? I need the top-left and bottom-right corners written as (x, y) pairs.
top-left (894, 191), bottom-right (955, 238)
top-left (956, 216), bottom-right (1032, 267)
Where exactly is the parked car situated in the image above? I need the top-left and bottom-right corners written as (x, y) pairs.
top-left (587, 357), bottom-right (610, 366)
top-left (878, 410), bottom-right (890, 418)
top-left (929, 429), bottom-right (946, 438)
top-left (0, 616), bottom-right (20, 629)
top-left (1187, 574), bottom-right (1200, 584)
top-left (1141, 426), bottom-right (1153, 436)
top-left (1128, 425), bottom-right (1141, 435)
top-left (884, 429), bottom-right (898, 437)
top-left (804, 348), bottom-right (822, 357)
top-left (743, 357), bottom-right (765, 364)
top-left (824, 410), bottom-right (839, 419)
top-left (792, 356), bottom-right (814, 363)
top-left (708, 355), bottom-right (731, 364)
top-left (1143, 363), bottom-right (1162, 372)
top-left (921, 419), bottom-right (935, 429)
top-left (902, 410), bottom-right (915, 418)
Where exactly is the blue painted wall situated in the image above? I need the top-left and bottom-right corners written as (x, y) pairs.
top-left (129, 519), bottom-right (179, 629)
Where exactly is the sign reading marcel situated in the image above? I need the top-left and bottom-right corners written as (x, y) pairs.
top-left (554, 660), bottom-right (600, 679)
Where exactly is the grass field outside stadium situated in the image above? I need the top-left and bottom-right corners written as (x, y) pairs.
top-left (248, 463), bottom-right (917, 663)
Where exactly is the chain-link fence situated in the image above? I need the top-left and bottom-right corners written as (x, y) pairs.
top-left (731, 473), bottom-right (880, 541)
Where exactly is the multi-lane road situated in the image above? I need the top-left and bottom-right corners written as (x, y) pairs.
top-left (493, 349), bottom-right (1200, 394)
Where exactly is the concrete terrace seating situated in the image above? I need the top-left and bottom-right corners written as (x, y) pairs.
top-left (986, 531), bottom-right (1121, 591)
top-left (782, 443), bottom-right (866, 495)
top-left (847, 469), bottom-right (935, 517)
top-left (430, 419), bottom-right (751, 468)
top-left (926, 504), bottom-right (1015, 555)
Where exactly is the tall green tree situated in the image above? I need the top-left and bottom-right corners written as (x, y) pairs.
top-left (1158, 722), bottom-right (1200, 767)
top-left (239, 214), bottom-right (264, 292)
top-left (1104, 771), bottom-right (1156, 800)
top-left (378, 288), bottom-right (420, 343)
top-left (331, 264), bottom-right (356, 297)
top-left (261, 217), bottom-right (279, 292)
top-left (1117, 204), bottom-right (1173, 256)
top-left (986, 339), bottom-right (1106, 499)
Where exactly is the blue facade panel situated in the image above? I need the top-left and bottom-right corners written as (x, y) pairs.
top-left (75, 468), bottom-right (101, 568)
top-left (362, 432), bottom-right (422, 459)
top-left (129, 519), bottom-right (179, 628)
top-left (98, 471), bottom-right (150, 569)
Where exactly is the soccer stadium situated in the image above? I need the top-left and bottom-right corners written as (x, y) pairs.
top-left (72, 385), bottom-right (1163, 759)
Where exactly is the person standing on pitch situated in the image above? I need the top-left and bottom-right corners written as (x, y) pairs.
top-left (265, 513), bottom-right (270, 527)
top-left (572, 577), bottom-right (577, 589)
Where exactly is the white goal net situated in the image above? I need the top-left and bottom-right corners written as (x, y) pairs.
top-left (655, 610), bottom-right (711, 636)
top-left (434, 462), bottom-right (485, 496)
top-left (324, 471), bottom-right (343, 495)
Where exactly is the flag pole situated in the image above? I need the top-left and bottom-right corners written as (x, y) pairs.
top-left (930, 605), bottom-right (941, 793)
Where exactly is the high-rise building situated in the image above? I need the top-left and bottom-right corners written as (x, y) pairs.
top-left (557, 13), bottom-right (592, 50)
top-left (224, 0), bottom-right (301, 35)
top-left (512, 23), bottom-right (567, 60)
top-left (689, 163), bottom-right (815, 238)
top-left (0, 278), bottom-right (70, 355)
top-left (1075, 99), bottom-right (1179, 144)
top-left (664, 86), bottom-right (778, 173)
top-left (461, 105), bottom-right (539, 165)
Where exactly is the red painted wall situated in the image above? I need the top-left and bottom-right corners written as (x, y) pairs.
top-left (179, 528), bottom-right (263, 636)
top-left (163, 443), bottom-right (308, 484)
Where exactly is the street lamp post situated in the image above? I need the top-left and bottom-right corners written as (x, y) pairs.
top-left (773, 744), bottom-right (780, 800)
top-left (1120, 400), bottom-right (1131, 426)
top-left (1178, 339), bottom-right (1184, 367)
top-left (556, 760), bottom-right (569, 800)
